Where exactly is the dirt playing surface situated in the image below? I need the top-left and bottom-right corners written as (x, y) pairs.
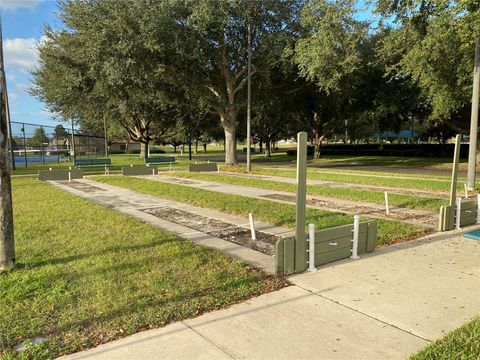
top-left (260, 193), bottom-right (438, 228)
top-left (58, 180), bottom-right (106, 193)
top-left (140, 207), bottom-right (278, 255)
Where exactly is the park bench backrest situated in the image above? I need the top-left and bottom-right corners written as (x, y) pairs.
top-left (74, 158), bottom-right (111, 167)
top-left (144, 156), bottom-right (175, 164)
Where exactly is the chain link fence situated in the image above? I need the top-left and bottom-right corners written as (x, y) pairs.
top-left (10, 121), bottom-right (106, 168)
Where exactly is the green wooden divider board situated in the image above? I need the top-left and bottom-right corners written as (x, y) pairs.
top-left (439, 199), bottom-right (477, 231)
top-left (122, 166), bottom-right (156, 176)
top-left (274, 221), bottom-right (376, 275)
top-left (38, 169), bottom-right (83, 181)
top-left (188, 163), bottom-right (218, 172)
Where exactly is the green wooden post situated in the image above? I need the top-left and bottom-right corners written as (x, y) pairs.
top-left (450, 134), bottom-right (462, 206)
top-left (295, 132), bottom-right (308, 272)
top-left (444, 134), bottom-right (462, 230)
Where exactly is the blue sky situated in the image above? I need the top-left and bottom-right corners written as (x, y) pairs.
top-left (2, 0), bottom-right (377, 129)
top-left (2, 0), bottom-right (60, 127)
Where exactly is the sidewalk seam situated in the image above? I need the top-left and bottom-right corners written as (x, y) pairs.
top-left (181, 321), bottom-right (238, 360)
top-left (293, 284), bottom-right (431, 343)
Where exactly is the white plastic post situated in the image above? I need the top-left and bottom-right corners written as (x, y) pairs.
top-left (152, 168), bottom-right (155, 177)
top-left (456, 196), bottom-right (462, 229)
top-left (477, 194), bottom-right (480, 224)
top-left (68, 170), bottom-right (71, 183)
top-left (308, 223), bottom-right (317, 272)
top-left (49, 167), bottom-right (52, 171)
top-left (248, 213), bottom-right (256, 240)
top-left (351, 215), bottom-right (360, 259)
top-left (384, 192), bottom-right (390, 215)
top-left (169, 162), bottom-right (172, 171)
top-left (464, 183), bottom-right (468, 198)
top-left (130, 164), bottom-right (133, 167)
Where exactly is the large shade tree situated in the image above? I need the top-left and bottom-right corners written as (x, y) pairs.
top-left (290, 0), bottom-right (367, 158)
top-left (32, 0), bottom-right (188, 157)
top-left (374, 0), bottom-right (480, 186)
top-left (155, 0), bottom-right (301, 165)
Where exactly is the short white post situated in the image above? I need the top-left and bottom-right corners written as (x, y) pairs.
top-left (351, 215), bottom-right (360, 259)
top-left (477, 194), bottom-right (480, 224)
top-left (456, 196), bottom-right (462, 230)
top-left (68, 170), bottom-right (72, 183)
top-left (464, 183), bottom-right (468, 198)
top-left (49, 167), bottom-right (52, 171)
top-left (169, 162), bottom-right (172, 171)
top-left (195, 161), bottom-right (198, 164)
top-left (248, 213), bottom-right (256, 240)
top-left (130, 164), bottom-right (133, 167)
top-left (152, 168), bottom-right (155, 177)
top-left (308, 223), bottom-right (317, 272)
top-left (384, 192), bottom-right (390, 215)
top-left (208, 160), bottom-right (210, 163)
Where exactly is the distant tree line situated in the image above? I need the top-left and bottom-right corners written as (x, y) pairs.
top-left (31, 0), bottom-right (480, 162)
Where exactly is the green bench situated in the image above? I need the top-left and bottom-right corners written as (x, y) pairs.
top-left (144, 156), bottom-right (175, 166)
top-left (73, 158), bottom-right (112, 174)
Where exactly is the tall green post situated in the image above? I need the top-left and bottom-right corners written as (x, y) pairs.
top-left (449, 134), bottom-right (462, 206)
top-left (295, 132), bottom-right (308, 272)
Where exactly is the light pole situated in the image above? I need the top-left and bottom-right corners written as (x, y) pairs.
top-left (467, 31), bottom-right (479, 190)
top-left (246, 21), bottom-right (252, 172)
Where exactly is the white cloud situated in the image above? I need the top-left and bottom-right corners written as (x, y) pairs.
top-left (3, 37), bottom-right (38, 72)
top-left (0, 0), bottom-right (39, 11)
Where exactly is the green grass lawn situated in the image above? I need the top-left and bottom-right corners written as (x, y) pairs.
top-left (252, 152), bottom-right (462, 166)
top-left (222, 165), bottom-right (473, 192)
top-left (163, 171), bottom-right (447, 211)
top-left (93, 176), bottom-right (431, 246)
top-left (0, 178), bottom-right (284, 359)
top-left (410, 317), bottom-right (480, 360)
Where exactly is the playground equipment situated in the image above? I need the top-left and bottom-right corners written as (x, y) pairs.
top-left (439, 134), bottom-right (480, 231)
top-left (274, 132), bottom-right (377, 276)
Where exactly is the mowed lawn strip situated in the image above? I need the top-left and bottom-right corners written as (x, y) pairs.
top-left (409, 317), bottom-right (480, 360)
top-left (0, 178), bottom-right (284, 359)
top-left (163, 171), bottom-right (446, 211)
top-left (222, 166), bottom-right (470, 192)
top-left (93, 176), bottom-right (431, 247)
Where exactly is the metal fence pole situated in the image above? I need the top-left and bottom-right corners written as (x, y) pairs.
top-left (22, 123), bottom-right (27, 168)
top-left (40, 125), bottom-right (45, 165)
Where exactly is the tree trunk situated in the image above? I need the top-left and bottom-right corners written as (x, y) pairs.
top-left (203, 143), bottom-right (207, 153)
top-left (0, 78), bottom-right (15, 271)
top-left (314, 133), bottom-right (325, 159)
top-left (265, 139), bottom-right (271, 157)
top-left (140, 140), bottom-right (149, 158)
top-left (173, 145), bottom-right (177, 153)
top-left (194, 139), bottom-right (198, 154)
top-left (221, 110), bottom-right (237, 165)
top-left (259, 139), bottom-right (263, 153)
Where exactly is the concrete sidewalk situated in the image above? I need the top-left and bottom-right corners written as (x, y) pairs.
top-left (58, 217), bottom-right (479, 359)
